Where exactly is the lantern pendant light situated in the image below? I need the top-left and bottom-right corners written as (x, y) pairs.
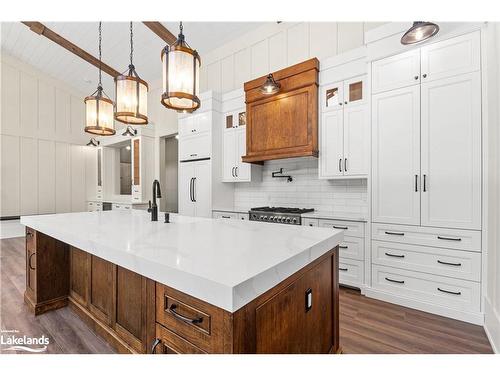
top-left (115, 22), bottom-right (149, 125)
top-left (84, 22), bottom-right (115, 136)
top-left (161, 22), bottom-right (201, 113)
top-left (260, 74), bottom-right (280, 95)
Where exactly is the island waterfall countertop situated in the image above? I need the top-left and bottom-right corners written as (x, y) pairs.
top-left (21, 211), bottom-right (343, 312)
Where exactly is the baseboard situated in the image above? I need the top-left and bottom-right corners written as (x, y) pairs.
top-left (484, 297), bottom-right (500, 354)
top-left (364, 287), bottom-right (485, 325)
top-left (24, 292), bottom-right (68, 316)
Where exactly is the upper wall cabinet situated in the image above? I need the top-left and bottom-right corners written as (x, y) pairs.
top-left (372, 31), bottom-right (480, 94)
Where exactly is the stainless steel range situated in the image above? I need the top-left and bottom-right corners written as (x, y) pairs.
top-left (249, 207), bottom-right (314, 225)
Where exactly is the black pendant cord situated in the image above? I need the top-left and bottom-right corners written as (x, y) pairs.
top-left (129, 21), bottom-right (134, 68)
top-left (98, 21), bottom-right (102, 88)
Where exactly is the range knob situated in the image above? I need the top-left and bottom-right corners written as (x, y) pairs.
top-left (269, 216), bottom-right (274, 221)
top-left (263, 215), bottom-right (268, 220)
top-left (286, 217), bottom-right (291, 223)
top-left (259, 215), bottom-right (264, 220)
top-left (292, 218), bottom-right (298, 224)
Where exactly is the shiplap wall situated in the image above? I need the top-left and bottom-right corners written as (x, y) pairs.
top-left (198, 22), bottom-right (385, 94)
top-left (0, 54), bottom-right (97, 217)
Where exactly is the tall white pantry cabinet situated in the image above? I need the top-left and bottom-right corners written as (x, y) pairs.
top-left (369, 30), bottom-right (484, 324)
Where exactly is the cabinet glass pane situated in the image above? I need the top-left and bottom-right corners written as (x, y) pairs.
top-left (226, 114), bottom-right (233, 129)
top-left (326, 87), bottom-right (339, 107)
top-left (349, 81), bottom-right (363, 103)
top-left (238, 111), bottom-right (246, 126)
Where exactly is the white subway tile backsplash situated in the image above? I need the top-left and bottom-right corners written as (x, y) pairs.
top-left (234, 158), bottom-right (368, 217)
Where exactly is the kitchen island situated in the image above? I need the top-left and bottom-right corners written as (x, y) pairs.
top-left (20, 211), bottom-right (343, 354)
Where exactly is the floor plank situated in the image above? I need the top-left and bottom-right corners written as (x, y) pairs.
top-left (0, 237), bottom-right (493, 354)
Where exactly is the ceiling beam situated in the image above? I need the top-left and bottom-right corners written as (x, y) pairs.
top-left (21, 21), bottom-right (121, 78)
top-left (142, 22), bottom-right (177, 45)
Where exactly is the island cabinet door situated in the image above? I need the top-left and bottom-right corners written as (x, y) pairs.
top-left (253, 255), bottom-right (334, 354)
top-left (114, 266), bottom-right (155, 353)
top-left (69, 246), bottom-right (90, 307)
top-left (88, 255), bottom-right (115, 326)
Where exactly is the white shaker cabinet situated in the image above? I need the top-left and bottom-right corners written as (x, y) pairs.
top-left (420, 72), bottom-right (481, 230)
top-left (320, 110), bottom-right (344, 178)
top-left (178, 159), bottom-right (212, 218)
top-left (372, 85), bottom-right (421, 225)
top-left (223, 129), bottom-right (237, 181)
top-left (372, 49), bottom-right (421, 94)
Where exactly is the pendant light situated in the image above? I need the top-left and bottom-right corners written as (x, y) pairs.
top-left (84, 22), bottom-right (115, 136)
top-left (86, 138), bottom-right (100, 147)
top-left (122, 125), bottom-right (137, 137)
top-left (115, 22), bottom-right (148, 124)
top-left (401, 22), bottom-right (439, 45)
top-left (161, 22), bottom-right (201, 113)
top-left (260, 74), bottom-right (280, 95)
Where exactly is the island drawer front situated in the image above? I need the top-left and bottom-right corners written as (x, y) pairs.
top-left (372, 241), bottom-right (481, 282)
top-left (319, 219), bottom-right (364, 238)
top-left (372, 265), bottom-right (481, 313)
top-left (339, 236), bottom-right (364, 261)
top-left (155, 324), bottom-right (207, 354)
top-left (338, 259), bottom-right (363, 288)
top-left (302, 218), bottom-right (319, 227)
top-left (213, 211), bottom-right (238, 220)
top-left (371, 223), bottom-right (481, 252)
top-left (156, 283), bottom-right (225, 353)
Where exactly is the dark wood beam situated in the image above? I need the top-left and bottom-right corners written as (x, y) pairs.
top-left (142, 22), bottom-right (177, 45)
top-left (21, 21), bottom-right (121, 78)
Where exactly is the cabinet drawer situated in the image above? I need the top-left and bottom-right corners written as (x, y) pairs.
top-left (237, 213), bottom-right (248, 221)
top-left (302, 218), bottom-right (319, 227)
top-left (155, 324), bottom-right (206, 354)
top-left (371, 223), bottom-right (481, 252)
top-left (156, 283), bottom-right (224, 353)
top-left (338, 259), bottom-right (363, 288)
top-left (179, 133), bottom-right (211, 161)
top-left (339, 236), bottom-right (364, 261)
top-left (372, 241), bottom-right (481, 282)
top-left (213, 211), bottom-right (237, 220)
top-left (319, 219), bottom-right (364, 238)
top-left (372, 265), bottom-right (480, 313)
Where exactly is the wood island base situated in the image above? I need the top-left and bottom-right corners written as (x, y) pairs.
top-left (24, 227), bottom-right (340, 354)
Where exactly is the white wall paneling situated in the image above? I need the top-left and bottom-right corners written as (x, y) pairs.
top-left (0, 135), bottom-right (20, 216)
top-left (55, 88), bottom-right (71, 136)
top-left (287, 23), bottom-right (309, 66)
top-left (19, 72), bottom-right (38, 136)
top-left (19, 137), bottom-right (38, 215)
top-left (70, 145), bottom-right (86, 212)
top-left (338, 23), bottom-right (364, 54)
top-left (309, 23), bottom-right (338, 61)
top-left (38, 140), bottom-right (56, 214)
top-left (220, 55), bottom-right (235, 93)
top-left (268, 31), bottom-right (287, 72)
top-left (233, 48), bottom-right (251, 89)
top-left (251, 39), bottom-right (269, 78)
top-left (206, 60), bottom-right (222, 94)
top-left (38, 80), bottom-right (56, 135)
top-left (1, 62), bottom-right (20, 135)
top-left (55, 142), bottom-right (71, 213)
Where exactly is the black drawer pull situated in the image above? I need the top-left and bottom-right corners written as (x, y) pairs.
top-left (28, 252), bottom-right (36, 270)
top-left (333, 225), bottom-right (348, 230)
top-left (437, 287), bottom-right (461, 296)
top-left (151, 338), bottom-right (161, 353)
top-left (168, 304), bottom-right (203, 324)
top-left (339, 267), bottom-right (348, 271)
top-left (385, 231), bottom-right (405, 236)
top-left (385, 277), bottom-right (405, 284)
top-left (437, 260), bottom-right (462, 267)
top-left (437, 236), bottom-right (462, 242)
top-left (221, 216), bottom-right (231, 219)
top-left (385, 252), bottom-right (405, 258)
top-left (339, 245), bottom-right (348, 249)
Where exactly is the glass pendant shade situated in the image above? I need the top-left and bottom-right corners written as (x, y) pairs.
top-left (401, 22), bottom-right (439, 45)
top-left (115, 69), bottom-right (148, 124)
top-left (260, 74), bottom-right (280, 95)
top-left (161, 23), bottom-right (201, 112)
top-left (84, 90), bottom-right (115, 135)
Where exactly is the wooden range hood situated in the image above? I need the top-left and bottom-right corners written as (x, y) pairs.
top-left (242, 58), bottom-right (319, 163)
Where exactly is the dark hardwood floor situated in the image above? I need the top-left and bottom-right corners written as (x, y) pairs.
top-left (0, 237), bottom-right (493, 354)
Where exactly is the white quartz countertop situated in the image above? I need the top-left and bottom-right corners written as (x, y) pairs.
top-left (21, 211), bottom-right (343, 313)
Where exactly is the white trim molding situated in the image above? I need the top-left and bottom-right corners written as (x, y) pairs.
top-left (484, 297), bottom-right (500, 353)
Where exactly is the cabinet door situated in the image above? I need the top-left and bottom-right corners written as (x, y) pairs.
top-left (222, 130), bottom-right (237, 182)
top-left (178, 163), bottom-right (195, 216)
top-left (193, 160), bottom-right (211, 218)
top-left (89, 255), bottom-right (115, 326)
top-left (420, 31), bottom-right (480, 83)
top-left (343, 105), bottom-right (368, 177)
top-left (178, 133), bottom-right (211, 161)
top-left (319, 111), bottom-right (344, 178)
top-left (321, 81), bottom-right (344, 112)
top-left (178, 117), bottom-right (194, 137)
top-left (372, 49), bottom-right (420, 94)
top-left (372, 85), bottom-right (421, 225)
top-left (420, 72), bottom-right (481, 230)
top-left (343, 75), bottom-right (366, 107)
top-left (235, 127), bottom-right (250, 181)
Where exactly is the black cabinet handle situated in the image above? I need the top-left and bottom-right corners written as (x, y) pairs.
top-left (151, 338), bottom-right (161, 353)
top-left (339, 267), bottom-right (348, 271)
top-left (385, 252), bottom-right (405, 258)
top-left (189, 178), bottom-right (194, 202)
top-left (168, 304), bottom-right (203, 324)
top-left (221, 216), bottom-right (231, 219)
top-left (385, 231), bottom-right (404, 236)
top-left (437, 260), bottom-right (462, 267)
top-left (339, 245), bottom-right (348, 249)
top-left (437, 287), bottom-right (461, 295)
top-left (235, 166), bottom-right (238, 177)
top-left (28, 252), bottom-right (36, 270)
top-left (231, 167), bottom-right (235, 177)
top-left (415, 174), bottom-right (418, 192)
top-left (333, 225), bottom-right (348, 230)
top-left (339, 158), bottom-right (342, 172)
top-left (437, 236), bottom-right (462, 242)
top-left (414, 75), bottom-right (419, 80)
top-left (423, 74), bottom-right (427, 78)
top-left (344, 158), bottom-right (347, 172)
top-left (423, 174), bottom-right (427, 192)
top-left (192, 178), bottom-right (197, 202)
top-left (385, 277), bottom-right (405, 284)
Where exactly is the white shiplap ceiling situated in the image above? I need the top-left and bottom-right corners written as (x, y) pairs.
top-left (0, 21), bottom-right (266, 96)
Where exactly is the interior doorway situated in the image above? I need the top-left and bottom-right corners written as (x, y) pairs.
top-left (160, 134), bottom-right (178, 213)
